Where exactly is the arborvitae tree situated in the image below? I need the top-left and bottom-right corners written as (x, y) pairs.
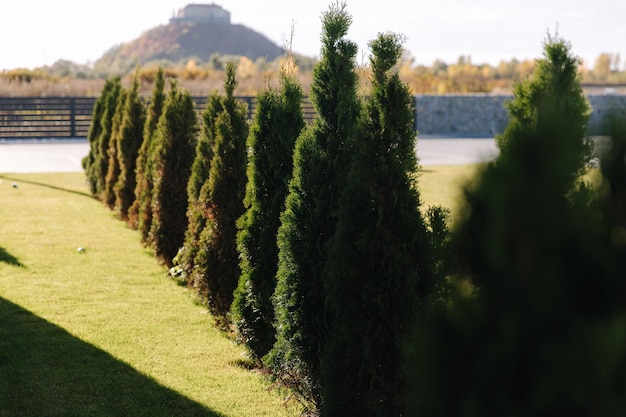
top-left (188, 93), bottom-right (224, 202)
top-left (496, 32), bottom-right (592, 179)
top-left (128, 67), bottom-right (166, 237)
top-left (149, 81), bottom-right (198, 266)
top-left (265, 2), bottom-right (362, 409)
top-left (103, 88), bottom-right (128, 209)
top-left (407, 35), bottom-right (626, 417)
top-left (232, 65), bottom-right (304, 363)
top-left (114, 71), bottom-right (146, 221)
top-left (83, 78), bottom-right (116, 195)
top-left (321, 32), bottom-right (434, 417)
top-left (601, 112), bottom-right (626, 238)
top-left (87, 77), bottom-right (122, 199)
top-left (175, 92), bottom-right (224, 277)
top-left (191, 62), bottom-right (249, 323)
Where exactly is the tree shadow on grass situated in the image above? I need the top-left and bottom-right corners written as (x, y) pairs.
top-left (0, 297), bottom-right (223, 417)
top-left (0, 174), bottom-right (92, 199)
top-left (0, 246), bottom-right (24, 268)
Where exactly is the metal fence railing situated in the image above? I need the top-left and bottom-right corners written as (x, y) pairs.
top-left (0, 97), bottom-right (96, 139)
top-left (0, 96), bottom-right (318, 139)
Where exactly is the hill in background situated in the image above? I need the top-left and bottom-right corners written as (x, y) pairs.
top-left (94, 3), bottom-right (286, 75)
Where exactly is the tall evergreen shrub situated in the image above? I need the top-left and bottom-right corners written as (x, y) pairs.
top-left (601, 112), bottom-right (626, 236)
top-left (103, 88), bottom-right (128, 209)
top-left (321, 32), bottom-right (434, 417)
top-left (496, 32), bottom-right (592, 178)
top-left (114, 71), bottom-right (146, 221)
top-left (232, 65), bottom-right (304, 362)
top-left (83, 78), bottom-right (116, 196)
top-left (128, 68), bottom-right (166, 238)
top-left (86, 77), bottom-right (122, 199)
top-left (190, 62), bottom-right (249, 323)
top-left (407, 34), bottom-right (626, 417)
top-left (149, 81), bottom-right (198, 266)
top-left (265, 2), bottom-right (362, 409)
top-left (188, 93), bottom-right (224, 203)
top-left (175, 92), bottom-right (225, 277)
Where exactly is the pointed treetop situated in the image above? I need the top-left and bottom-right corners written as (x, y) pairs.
top-left (225, 61), bottom-right (237, 99)
top-left (154, 66), bottom-right (165, 90)
top-left (320, 1), bottom-right (352, 48)
top-left (168, 78), bottom-right (178, 95)
top-left (539, 31), bottom-right (581, 89)
top-left (130, 66), bottom-right (141, 93)
top-left (369, 32), bottom-right (405, 84)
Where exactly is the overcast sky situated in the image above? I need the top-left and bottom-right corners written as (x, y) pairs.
top-left (1, 0), bottom-right (624, 70)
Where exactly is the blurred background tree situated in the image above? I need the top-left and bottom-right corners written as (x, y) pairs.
top-left (3, 51), bottom-right (625, 97)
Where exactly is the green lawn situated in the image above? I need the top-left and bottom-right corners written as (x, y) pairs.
top-left (0, 167), bottom-right (475, 416)
top-left (0, 173), bottom-right (298, 417)
top-left (419, 164), bottom-right (484, 220)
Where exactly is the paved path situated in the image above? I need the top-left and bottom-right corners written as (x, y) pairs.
top-left (417, 137), bottom-right (498, 166)
top-left (0, 138), bottom-right (499, 174)
top-left (0, 140), bottom-right (89, 173)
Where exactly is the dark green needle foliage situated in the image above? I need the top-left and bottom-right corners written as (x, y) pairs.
top-left (149, 81), bottom-right (198, 267)
top-left (188, 92), bottom-right (224, 203)
top-left (85, 77), bottom-right (122, 199)
top-left (114, 71), bottom-right (147, 221)
top-left (232, 66), bottom-right (304, 362)
top-left (407, 35), bottom-right (626, 417)
top-left (265, 2), bottom-right (362, 410)
top-left (83, 78), bottom-right (117, 196)
top-left (496, 31), bottom-right (592, 179)
top-left (175, 91), bottom-right (225, 279)
top-left (601, 111), bottom-right (626, 240)
top-left (321, 32), bottom-right (434, 417)
top-left (128, 67), bottom-right (166, 240)
top-left (190, 62), bottom-right (249, 324)
top-left (103, 88), bottom-right (128, 209)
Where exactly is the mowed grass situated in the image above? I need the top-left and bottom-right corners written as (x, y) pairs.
top-left (0, 167), bottom-right (476, 416)
top-left (0, 173), bottom-right (298, 417)
top-left (419, 164), bottom-right (484, 220)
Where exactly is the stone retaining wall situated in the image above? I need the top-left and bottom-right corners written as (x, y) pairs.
top-left (414, 94), bottom-right (626, 137)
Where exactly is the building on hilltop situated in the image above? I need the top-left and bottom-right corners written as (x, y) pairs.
top-left (170, 3), bottom-right (231, 25)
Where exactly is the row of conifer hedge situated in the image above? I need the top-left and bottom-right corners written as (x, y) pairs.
top-left (82, 3), bottom-right (626, 416)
